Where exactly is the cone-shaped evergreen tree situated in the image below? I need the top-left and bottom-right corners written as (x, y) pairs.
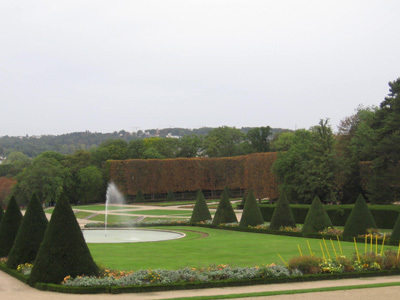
top-left (343, 194), bottom-right (377, 238)
top-left (0, 196), bottom-right (23, 257)
top-left (269, 190), bottom-right (296, 230)
top-left (0, 206), bottom-right (4, 224)
top-left (391, 213), bottom-right (400, 242)
top-left (239, 189), bottom-right (264, 227)
top-left (7, 193), bottom-right (48, 268)
top-left (301, 196), bottom-right (333, 233)
top-left (166, 189), bottom-right (175, 202)
top-left (190, 190), bottom-right (211, 223)
top-left (29, 193), bottom-right (99, 285)
top-left (212, 187), bottom-right (237, 225)
top-left (134, 189), bottom-right (145, 203)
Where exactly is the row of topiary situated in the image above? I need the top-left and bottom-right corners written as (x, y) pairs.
top-left (0, 194), bottom-right (99, 285)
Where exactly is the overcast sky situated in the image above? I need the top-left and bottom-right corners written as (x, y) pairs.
top-left (1, 1), bottom-right (399, 136)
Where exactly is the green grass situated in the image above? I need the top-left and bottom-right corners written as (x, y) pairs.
top-left (89, 214), bottom-right (139, 223)
top-left (121, 209), bottom-right (194, 216)
top-left (73, 205), bottom-right (130, 211)
top-left (88, 226), bottom-right (394, 271)
top-left (74, 211), bottom-right (94, 219)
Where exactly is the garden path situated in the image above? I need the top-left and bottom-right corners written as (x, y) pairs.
top-left (1, 270), bottom-right (400, 300)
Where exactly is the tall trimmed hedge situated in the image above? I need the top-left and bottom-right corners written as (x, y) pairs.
top-left (190, 190), bottom-right (212, 223)
top-left (0, 196), bottom-right (23, 257)
top-left (301, 196), bottom-right (333, 233)
top-left (0, 207), bottom-right (3, 224)
top-left (343, 194), bottom-right (377, 238)
top-left (212, 187), bottom-right (237, 225)
top-left (108, 153), bottom-right (279, 200)
top-left (7, 193), bottom-right (48, 268)
top-left (239, 189), bottom-right (264, 227)
top-left (269, 191), bottom-right (296, 230)
top-left (29, 193), bottom-right (99, 285)
top-left (134, 189), bottom-right (145, 203)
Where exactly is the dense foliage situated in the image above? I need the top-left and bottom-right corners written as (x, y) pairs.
top-left (239, 189), bottom-right (264, 227)
top-left (301, 196), bottom-right (333, 234)
top-left (212, 187), bottom-right (237, 225)
top-left (342, 194), bottom-right (377, 238)
top-left (7, 193), bottom-right (48, 268)
top-left (29, 193), bottom-right (99, 285)
top-left (269, 190), bottom-right (296, 230)
top-left (0, 196), bottom-right (23, 257)
top-left (190, 190), bottom-right (212, 223)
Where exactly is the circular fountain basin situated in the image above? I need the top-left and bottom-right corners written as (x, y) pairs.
top-left (82, 229), bottom-right (185, 243)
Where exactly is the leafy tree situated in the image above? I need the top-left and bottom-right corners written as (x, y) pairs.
top-left (269, 190), bottom-right (296, 230)
top-left (77, 166), bottom-right (104, 204)
top-left (3, 151), bottom-right (31, 176)
top-left (203, 126), bottom-right (245, 157)
top-left (342, 194), bottom-right (377, 238)
top-left (12, 155), bottom-right (70, 205)
top-left (270, 131), bottom-right (294, 151)
top-left (367, 78), bottom-right (400, 203)
top-left (246, 126), bottom-right (272, 153)
top-left (212, 187), bottom-right (237, 225)
top-left (272, 120), bottom-right (337, 204)
top-left (29, 193), bottom-right (99, 285)
top-left (0, 196), bottom-right (23, 257)
top-left (91, 139), bottom-right (128, 166)
top-left (7, 193), bottom-right (48, 268)
top-left (190, 190), bottom-right (212, 223)
top-left (301, 196), bottom-right (333, 233)
top-left (239, 189), bottom-right (264, 227)
top-left (177, 135), bottom-right (203, 157)
top-left (142, 147), bottom-right (165, 159)
top-left (127, 139), bottom-right (146, 159)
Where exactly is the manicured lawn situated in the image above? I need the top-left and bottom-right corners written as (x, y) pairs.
top-left (89, 214), bottom-right (139, 222)
top-left (74, 205), bottom-right (130, 211)
top-left (121, 209), bottom-right (194, 216)
top-left (74, 211), bottom-right (94, 219)
top-left (87, 226), bottom-right (391, 271)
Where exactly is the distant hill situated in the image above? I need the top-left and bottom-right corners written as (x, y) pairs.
top-left (0, 127), bottom-right (288, 157)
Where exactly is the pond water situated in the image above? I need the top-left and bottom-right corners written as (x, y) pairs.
top-left (82, 229), bottom-right (185, 243)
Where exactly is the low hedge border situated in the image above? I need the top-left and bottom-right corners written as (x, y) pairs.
top-left (0, 263), bottom-right (29, 284)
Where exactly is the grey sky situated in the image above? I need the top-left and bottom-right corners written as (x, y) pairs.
top-left (1, 1), bottom-right (399, 136)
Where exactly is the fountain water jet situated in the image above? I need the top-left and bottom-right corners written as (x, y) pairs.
top-left (105, 182), bottom-right (125, 236)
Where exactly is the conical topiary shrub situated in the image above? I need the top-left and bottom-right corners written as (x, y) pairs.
top-left (269, 190), bottom-right (296, 230)
top-left (190, 190), bottom-right (212, 223)
top-left (212, 187), bottom-right (237, 225)
top-left (301, 196), bottom-right (333, 234)
top-left (239, 189), bottom-right (264, 227)
top-left (7, 193), bottom-right (48, 268)
top-left (134, 189), bottom-right (145, 203)
top-left (0, 196), bottom-right (23, 257)
top-left (391, 213), bottom-right (400, 243)
top-left (29, 193), bottom-right (99, 285)
top-left (0, 206), bottom-right (4, 224)
top-left (166, 189), bottom-right (175, 202)
top-left (343, 194), bottom-right (377, 238)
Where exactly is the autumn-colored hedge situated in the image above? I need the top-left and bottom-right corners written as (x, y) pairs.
top-left (108, 153), bottom-right (279, 200)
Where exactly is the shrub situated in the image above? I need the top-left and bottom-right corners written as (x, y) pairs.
top-left (239, 189), bottom-right (264, 227)
top-left (190, 190), bottom-right (212, 223)
top-left (165, 190), bottom-right (175, 202)
top-left (390, 213), bottom-right (400, 242)
top-left (134, 189), bottom-right (145, 203)
top-left (7, 193), bottom-right (49, 268)
top-left (212, 187), bottom-right (237, 225)
top-left (0, 206), bottom-right (3, 224)
top-left (288, 255), bottom-right (322, 274)
top-left (29, 193), bottom-right (99, 285)
top-left (343, 194), bottom-right (377, 238)
top-left (301, 196), bottom-right (333, 234)
top-left (0, 196), bottom-right (23, 257)
top-left (269, 190), bottom-right (296, 230)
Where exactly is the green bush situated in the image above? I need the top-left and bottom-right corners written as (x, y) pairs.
top-left (239, 189), bottom-right (264, 227)
top-left (29, 193), bottom-right (99, 285)
top-left (390, 213), bottom-right (400, 242)
top-left (343, 194), bottom-right (377, 238)
top-left (269, 191), bottom-right (296, 230)
top-left (134, 189), bottom-right (145, 203)
top-left (0, 196), bottom-right (23, 257)
top-left (301, 196), bottom-right (333, 233)
top-left (190, 190), bottom-right (212, 223)
top-left (212, 187), bottom-right (237, 225)
top-left (7, 193), bottom-right (48, 268)
top-left (0, 206), bottom-right (4, 224)
top-left (165, 190), bottom-right (175, 202)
